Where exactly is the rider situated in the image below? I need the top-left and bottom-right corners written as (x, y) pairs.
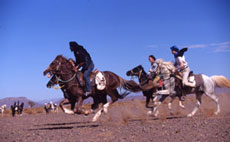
top-left (148, 55), bottom-right (160, 87)
top-left (170, 46), bottom-right (195, 87)
top-left (69, 41), bottom-right (95, 96)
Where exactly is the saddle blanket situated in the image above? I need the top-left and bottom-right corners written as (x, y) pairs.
top-left (95, 71), bottom-right (106, 90)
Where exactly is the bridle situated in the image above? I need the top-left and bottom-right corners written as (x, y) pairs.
top-left (50, 60), bottom-right (77, 89)
top-left (130, 68), bottom-right (143, 80)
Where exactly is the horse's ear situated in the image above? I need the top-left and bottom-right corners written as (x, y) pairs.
top-left (139, 65), bottom-right (143, 69)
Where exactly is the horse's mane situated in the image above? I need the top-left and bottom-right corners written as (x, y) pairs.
top-left (55, 55), bottom-right (75, 71)
top-left (55, 55), bottom-right (68, 63)
top-left (156, 58), bottom-right (176, 72)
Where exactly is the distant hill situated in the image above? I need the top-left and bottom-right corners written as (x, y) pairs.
top-left (38, 98), bottom-right (63, 105)
top-left (0, 97), bottom-right (42, 109)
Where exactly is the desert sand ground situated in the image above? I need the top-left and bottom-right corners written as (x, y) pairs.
top-left (0, 93), bottom-right (230, 142)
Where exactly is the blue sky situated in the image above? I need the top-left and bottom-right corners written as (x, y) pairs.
top-left (0, 0), bottom-right (229, 101)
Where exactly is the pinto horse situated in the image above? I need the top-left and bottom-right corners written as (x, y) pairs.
top-left (126, 65), bottom-right (185, 116)
top-left (43, 55), bottom-right (141, 121)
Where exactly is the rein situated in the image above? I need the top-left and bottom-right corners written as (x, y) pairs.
top-left (130, 69), bottom-right (143, 80)
top-left (130, 69), bottom-right (148, 86)
top-left (52, 60), bottom-right (78, 89)
top-left (56, 73), bottom-right (77, 83)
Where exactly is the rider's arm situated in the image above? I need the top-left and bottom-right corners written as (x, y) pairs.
top-left (177, 57), bottom-right (184, 70)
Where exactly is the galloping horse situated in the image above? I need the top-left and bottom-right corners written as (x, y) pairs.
top-left (177, 74), bottom-right (230, 117)
top-left (126, 65), bottom-right (185, 116)
top-left (43, 55), bottom-right (141, 121)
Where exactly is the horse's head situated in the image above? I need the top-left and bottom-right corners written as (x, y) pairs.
top-left (126, 65), bottom-right (144, 77)
top-left (43, 55), bottom-right (70, 77)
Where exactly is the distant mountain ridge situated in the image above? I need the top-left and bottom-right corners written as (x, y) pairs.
top-left (0, 97), bottom-right (42, 109)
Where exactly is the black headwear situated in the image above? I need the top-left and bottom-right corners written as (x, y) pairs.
top-left (69, 41), bottom-right (83, 51)
top-left (149, 55), bottom-right (156, 60)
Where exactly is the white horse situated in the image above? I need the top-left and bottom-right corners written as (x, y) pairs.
top-left (0, 104), bottom-right (7, 116)
top-left (150, 59), bottom-right (230, 117)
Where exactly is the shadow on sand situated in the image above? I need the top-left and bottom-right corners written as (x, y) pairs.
top-left (34, 121), bottom-right (91, 127)
top-left (30, 122), bottom-right (99, 131)
top-left (128, 115), bottom-right (187, 122)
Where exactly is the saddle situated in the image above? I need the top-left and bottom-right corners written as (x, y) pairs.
top-left (76, 70), bottom-right (106, 91)
top-left (175, 71), bottom-right (203, 88)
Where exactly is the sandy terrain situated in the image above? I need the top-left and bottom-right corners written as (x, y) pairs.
top-left (0, 93), bottom-right (230, 142)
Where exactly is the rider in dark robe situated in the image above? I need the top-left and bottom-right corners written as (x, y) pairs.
top-left (69, 41), bottom-right (95, 96)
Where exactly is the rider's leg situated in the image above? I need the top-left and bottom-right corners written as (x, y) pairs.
top-left (182, 68), bottom-right (195, 87)
top-left (83, 63), bottom-right (94, 96)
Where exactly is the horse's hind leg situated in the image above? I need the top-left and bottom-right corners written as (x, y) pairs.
top-left (205, 93), bottom-right (220, 115)
top-left (187, 92), bottom-right (202, 117)
top-left (168, 95), bottom-right (176, 110)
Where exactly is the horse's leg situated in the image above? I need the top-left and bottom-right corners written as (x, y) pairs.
top-left (76, 96), bottom-right (84, 114)
top-left (147, 94), bottom-right (158, 115)
top-left (92, 94), bottom-right (107, 122)
top-left (187, 92), bottom-right (202, 117)
top-left (91, 96), bottom-right (99, 112)
top-left (145, 95), bottom-right (151, 108)
top-left (205, 92), bottom-right (220, 115)
top-left (154, 95), bottom-right (168, 117)
top-left (178, 100), bottom-right (185, 109)
top-left (59, 99), bottom-right (74, 114)
top-left (148, 95), bottom-right (168, 117)
top-left (168, 95), bottom-right (176, 110)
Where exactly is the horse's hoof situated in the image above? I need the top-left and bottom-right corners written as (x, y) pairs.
top-left (187, 114), bottom-right (193, 117)
top-left (84, 110), bottom-right (91, 115)
top-left (147, 111), bottom-right (152, 115)
top-left (168, 104), bottom-right (172, 110)
top-left (179, 105), bottom-right (185, 109)
top-left (154, 110), bottom-right (159, 117)
top-left (92, 117), bottom-right (97, 122)
top-left (214, 111), bottom-right (219, 115)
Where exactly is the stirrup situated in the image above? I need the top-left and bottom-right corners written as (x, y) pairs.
top-left (84, 91), bottom-right (91, 97)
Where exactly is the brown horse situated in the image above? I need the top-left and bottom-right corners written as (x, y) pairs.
top-left (43, 55), bottom-right (141, 121)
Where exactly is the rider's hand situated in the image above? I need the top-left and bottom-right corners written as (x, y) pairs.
top-left (74, 66), bottom-right (79, 72)
top-left (148, 80), bottom-right (152, 84)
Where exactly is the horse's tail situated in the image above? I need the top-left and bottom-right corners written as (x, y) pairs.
top-left (211, 75), bottom-right (230, 88)
top-left (118, 77), bottom-right (142, 98)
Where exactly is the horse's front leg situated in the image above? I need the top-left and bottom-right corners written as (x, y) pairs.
top-left (59, 99), bottom-right (74, 114)
top-left (150, 95), bottom-right (168, 117)
top-left (76, 96), bottom-right (84, 114)
top-left (92, 93), bottom-right (108, 122)
top-left (187, 92), bottom-right (202, 117)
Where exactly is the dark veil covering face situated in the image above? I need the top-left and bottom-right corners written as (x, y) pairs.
top-left (176, 48), bottom-right (188, 57)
